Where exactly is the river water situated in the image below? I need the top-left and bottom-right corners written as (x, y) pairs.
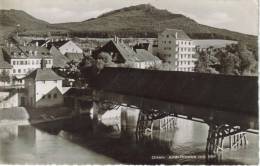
top-left (0, 116), bottom-right (258, 165)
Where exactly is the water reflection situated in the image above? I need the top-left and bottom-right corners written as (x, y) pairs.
top-left (0, 115), bottom-right (258, 164)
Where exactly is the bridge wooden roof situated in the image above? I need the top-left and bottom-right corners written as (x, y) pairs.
top-left (85, 67), bottom-right (258, 116)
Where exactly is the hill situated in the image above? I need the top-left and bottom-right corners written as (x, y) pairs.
top-left (0, 4), bottom-right (257, 48)
top-left (0, 9), bottom-right (66, 44)
top-left (56, 4), bottom-right (257, 48)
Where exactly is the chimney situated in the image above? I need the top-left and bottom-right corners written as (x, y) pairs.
top-left (175, 32), bottom-right (178, 39)
top-left (36, 41), bottom-right (39, 47)
top-left (41, 58), bottom-right (47, 69)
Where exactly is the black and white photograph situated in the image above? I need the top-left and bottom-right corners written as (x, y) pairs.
top-left (0, 0), bottom-right (258, 165)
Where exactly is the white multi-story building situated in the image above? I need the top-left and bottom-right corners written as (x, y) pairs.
top-left (2, 45), bottom-right (53, 80)
top-left (158, 29), bottom-right (197, 72)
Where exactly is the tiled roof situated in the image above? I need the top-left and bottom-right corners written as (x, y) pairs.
top-left (65, 52), bottom-right (84, 62)
top-left (19, 46), bottom-right (52, 58)
top-left (0, 48), bottom-right (12, 69)
top-left (25, 68), bottom-right (64, 81)
top-left (133, 43), bottom-right (150, 51)
top-left (95, 40), bottom-right (161, 63)
top-left (47, 40), bottom-right (69, 49)
top-left (3, 45), bottom-right (52, 59)
top-left (51, 46), bottom-right (69, 68)
top-left (30, 39), bottom-right (48, 47)
top-left (111, 41), bottom-right (137, 62)
top-left (161, 29), bottom-right (190, 40)
top-left (135, 49), bottom-right (161, 62)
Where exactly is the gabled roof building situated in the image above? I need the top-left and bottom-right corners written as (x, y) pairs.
top-left (24, 62), bottom-right (64, 108)
top-left (93, 39), bottom-right (161, 69)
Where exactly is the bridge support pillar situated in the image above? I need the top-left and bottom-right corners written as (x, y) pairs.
top-left (159, 116), bottom-right (177, 131)
top-left (136, 111), bottom-right (154, 139)
top-left (206, 123), bottom-right (248, 159)
top-left (72, 98), bottom-right (81, 117)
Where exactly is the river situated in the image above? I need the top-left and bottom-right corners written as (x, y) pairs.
top-left (0, 115), bottom-right (258, 165)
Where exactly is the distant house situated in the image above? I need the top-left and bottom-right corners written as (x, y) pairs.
top-left (46, 39), bottom-right (83, 55)
top-left (30, 38), bottom-right (84, 69)
top-left (93, 39), bottom-right (161, 69)
top-left (24, 61), bottom-right (64, 108)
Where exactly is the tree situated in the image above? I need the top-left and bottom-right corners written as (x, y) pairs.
top-left (238, 42), bottom-right (257, 76)
top-left (194, 51), bottom-right (210, 73)
top-left (0, 70), bottom-right (10, 86)
top-left (221, 52), bottom-right (240, 75)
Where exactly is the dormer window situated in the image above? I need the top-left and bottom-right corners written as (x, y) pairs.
top-left (34, 51), bottom-right (38, 56)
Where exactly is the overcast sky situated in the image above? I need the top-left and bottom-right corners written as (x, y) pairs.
top-left (0, 0), bottom-right (258, 35)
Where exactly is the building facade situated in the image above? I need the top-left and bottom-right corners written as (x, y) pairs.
top-left (2, 44), bottom-right (53, 86)
top-left (24, 66), bottom-right (64, 108)
top-left (158, 29), bottom-right (197, 72)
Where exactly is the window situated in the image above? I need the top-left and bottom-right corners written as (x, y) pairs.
top-left (23, 69), bottom-right (26, 73)
top-left (32, 60), bottom-right (35, 65)
top-left (13, 69), bottom-right (16, 73)
top-left (13, 61), bottom-right (16, 65)
top-left (166, 35), bottom-right (169, 38)
top-left (48, 94), bottom-right (51, 99)
top-left (18, 69), bottom-right (21, 73)
top-left (53, 94), bottom-right (57, 98)
top-left (169, 41), bottom-right (171, 44)
top-left (20, 61), bottom-right (24, 65)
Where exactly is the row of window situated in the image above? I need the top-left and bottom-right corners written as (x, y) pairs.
top-left (177, 47), bottom-right (195, 52)
top-left (161, 41), bottom-right (172, 44)
top-left (164, 47), bottom-right (171, 50)
top-left (176, 41), bottom-right (192, 45)
top-left (13, 68), bottom-right (35, 74)
top-left (177, 67), bottom-right (194, 72)
top-left (42, 93), bottom-right (58, 99)
top-left (177, 61), bottom-right (194, 66)
top-left (177, 54), bottom-right (194, 59)
top-left (161, 38), bottom-right (193, 46)
top-left (12, 59), bottom-right (52, 65)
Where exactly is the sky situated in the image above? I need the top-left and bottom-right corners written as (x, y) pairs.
top-left (0, 0), bottom-right (258, 35)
